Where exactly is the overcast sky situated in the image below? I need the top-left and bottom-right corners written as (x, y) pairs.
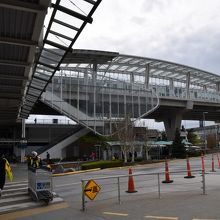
top-left (75, 0), bottom-right (219, 130)
top-left (75, 0), bottom-right (220, 75)
top-left (32, 0), bottom-right (220, 130)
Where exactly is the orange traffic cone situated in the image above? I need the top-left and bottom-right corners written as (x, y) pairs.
top-left (210, 154), bottom-right (216, 172)
top-left (162, 158), bottom-right (173, 183)
top-left (184, 156), bottom-right (195, 178)
top-left (217, 154), bottom-right (220, 169)
top-left (201, 153), bottom-right (205, 173)
top-left (126, 168), bottom-right (137, 193)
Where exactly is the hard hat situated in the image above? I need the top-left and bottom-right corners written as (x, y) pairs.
top-left (31, 151), bottom-right (38, 157)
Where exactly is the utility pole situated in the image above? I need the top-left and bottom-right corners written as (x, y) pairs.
top-left (203, 112), bottom-right (208, 153)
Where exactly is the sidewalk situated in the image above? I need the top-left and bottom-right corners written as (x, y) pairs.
top-left (9, 163), bottom-right (28, 183)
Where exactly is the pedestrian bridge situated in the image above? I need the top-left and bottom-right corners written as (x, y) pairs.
top-left (34, 49), bottom-right (220, 139)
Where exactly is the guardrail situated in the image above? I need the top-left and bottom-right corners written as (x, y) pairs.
top-left (81, 169), bottom-right (205, 211)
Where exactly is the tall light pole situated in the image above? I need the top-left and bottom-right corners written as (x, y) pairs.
top-left (203, 112), bottom-right (208, 153)
top-left (216, 124), bottom-right (219, 148)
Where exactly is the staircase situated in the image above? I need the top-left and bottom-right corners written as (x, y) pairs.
top-left (38, 126), bottom-right (90, 159)
top-left (0, 181), bottom-right (63, 214)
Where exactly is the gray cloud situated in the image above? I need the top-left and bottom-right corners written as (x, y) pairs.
top-left (140, 0), bottom-right (169, 12)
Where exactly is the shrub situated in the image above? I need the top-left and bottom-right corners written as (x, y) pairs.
top-left (81, 160), bottom-right (123, 170)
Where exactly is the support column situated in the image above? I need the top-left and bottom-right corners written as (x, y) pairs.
top-left (93, 63), bottom-right (97, 132)
top-left (145, 64), bottom-right (150, 89)
top-left (186, 72), bottom-right (190, 99)
top-left (216, 82), bottom-right (220, 92)
top-left (20, 118), bottom-right (27, 163)
top-left (130, 72), bottom-right (134, 83)
top-left (169, 79), bottom-right (174, 97)
top-left (163, 111), bottom-right (183, 141)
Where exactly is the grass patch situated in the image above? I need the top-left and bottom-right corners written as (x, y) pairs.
top-left (81, 160), bottom-right (123, 170)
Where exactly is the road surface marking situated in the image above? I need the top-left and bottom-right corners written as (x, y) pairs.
top-left (144, 216), bottom-right (178, 220)
top-left (193, 219), bottom-right (217, 220)
top-left (1, 202), bottom-right (69, 220)
top-left (103, 211), bottom-right (128, 216)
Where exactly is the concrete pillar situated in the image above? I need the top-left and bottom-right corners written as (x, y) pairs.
top-left (216, 82), bottom-right (220, 92)
top-left (145, 64), bottom-right (150, 89)
top-left (92, 63), bottom-right (97, 85)
top-left (92, 63), bottom-right (97, 130)
top-left (84, 71), bottom-right (88, 83)
top-left (20, 119), bottom-right (26, 163)
top-left (163, 111), bottom-right (183, 140)
top-left (130, 72), bottom-right (134, 83)
top-left (169, 79), bottom-right (174, 96)
top-left (186, 72), bottom-right (190, 99)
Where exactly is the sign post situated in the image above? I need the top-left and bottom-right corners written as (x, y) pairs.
top-left (84, 179), bottom-right (101, 200)
top-left (82, 179), bottom-right (101, 211)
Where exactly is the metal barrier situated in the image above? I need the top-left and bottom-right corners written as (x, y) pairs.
top-left (81, 169), bottom-right (205, 211)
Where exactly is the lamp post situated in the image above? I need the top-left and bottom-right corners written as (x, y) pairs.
top-left (203, 112), bottom-right (208, 153)
top-left (216, 124), bottom-right (219, 148)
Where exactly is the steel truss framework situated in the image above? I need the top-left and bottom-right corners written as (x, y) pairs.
top-left (38, 49), bottom-right (220, 135)
top-left (19, 0), bottom-right (102, 119)
top-left (60, 50), bottom-right (220, 103)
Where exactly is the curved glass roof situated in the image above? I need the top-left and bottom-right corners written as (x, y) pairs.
top-left (61, 50), bottom-right (220, 91)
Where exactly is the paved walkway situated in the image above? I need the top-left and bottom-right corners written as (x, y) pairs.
top-left (2, 158), bottom-right (220, 219)
top-left (9, 163), bottom-right (28, 183)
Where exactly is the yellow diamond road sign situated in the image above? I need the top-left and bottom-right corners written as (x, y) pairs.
top-left (84, 179), bottom-right (101, 200)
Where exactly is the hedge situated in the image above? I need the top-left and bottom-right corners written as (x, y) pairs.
top-left (81, 160), bottom-right (123, 170)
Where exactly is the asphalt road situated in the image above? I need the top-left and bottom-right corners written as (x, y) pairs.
top-left (3, 154), bottom-right (220, 220)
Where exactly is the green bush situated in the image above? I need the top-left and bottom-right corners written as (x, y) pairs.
top-left (81, 160), bottom-right (123, 170)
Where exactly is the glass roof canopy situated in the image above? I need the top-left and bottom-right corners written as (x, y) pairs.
top-left (61, 52), bottom-right (220, 90)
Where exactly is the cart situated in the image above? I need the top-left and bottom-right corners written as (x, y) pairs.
top-left (28, 167), bottom-right (53, 204)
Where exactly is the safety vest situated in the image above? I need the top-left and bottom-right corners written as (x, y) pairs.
top-left (4, 158), bottom-right (13, 182)
top-left (30, 157), bottom-right (40, 168)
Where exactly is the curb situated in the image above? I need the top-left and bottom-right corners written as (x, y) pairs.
top-left (52, 168), bottom-right (101, 177)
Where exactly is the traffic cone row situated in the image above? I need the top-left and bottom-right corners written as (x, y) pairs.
top-left (126, 153), bottom-right (220, 191)
top-left (201, 153), bottom-right (220, 173)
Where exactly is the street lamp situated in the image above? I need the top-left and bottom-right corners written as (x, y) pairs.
top-left (203, 112), bottom-right (208, 153)
top-left (216, 124), bottom-right (219, 148)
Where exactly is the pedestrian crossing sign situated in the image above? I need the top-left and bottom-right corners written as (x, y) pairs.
top-left (84, 179), bottom-right (101, 200)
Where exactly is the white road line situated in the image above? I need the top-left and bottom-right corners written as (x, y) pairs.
top-left (144, 216), bottom-right (178, 220)
top-left (193, 219), bottom-right (217, 220)
top-left (103, 212), bottom-right (128, 216)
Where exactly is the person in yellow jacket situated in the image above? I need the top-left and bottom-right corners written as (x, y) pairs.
top-left (28, 151), bottom-right (42, 169)
top-left (0, 154), bottom-right (13, 197)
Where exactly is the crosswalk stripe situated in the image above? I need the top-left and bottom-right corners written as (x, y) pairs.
top-left (103, 212), bottom-right (129, 216)
top-left (4, 183), bottom-right (28, 189)
top-left (5, 180), bottom-right (28, 185)
top-left (0, 180), bottom-right (64, 215)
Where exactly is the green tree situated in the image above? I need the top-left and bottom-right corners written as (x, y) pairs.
top-left (187, 129), bottom-right (201, 145)
top-left (172, 128), bottom-right (186, 158)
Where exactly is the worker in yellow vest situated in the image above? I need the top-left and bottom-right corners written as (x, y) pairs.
top-left (28, 151), bottom-right (42, 169)
top-left (0, 154), bottom-right (13, 197)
